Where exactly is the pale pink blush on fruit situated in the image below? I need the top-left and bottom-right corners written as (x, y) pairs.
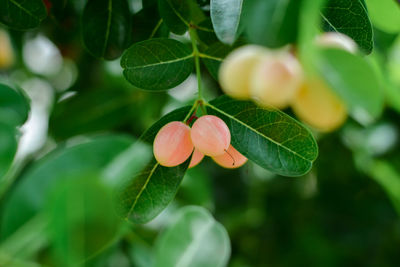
top-left (191, 115), bottom-right (231, 157)
top-left (212, 145), bottom-right (248, 169)
top-left (189, 148), bottom-right (205, 168)
top-left (153, 121), bottom-right (194, 167)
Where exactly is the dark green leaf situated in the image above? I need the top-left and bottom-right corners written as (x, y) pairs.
top-left (158, 0), bottom-right (205, 35)
top-left (321, 0), bottom-right (373, 54)
top-left (0, 135), bottom-right (132, 240)
top-left (154, 206), bottom-right (230, 267)
top-left (49, 89), bottom-right (136, 140)
top-left (200, 42), bottom-right (233, 80)
top-left (121, 38), bottom-right (194, 91)
top-left (206, 96), bottom-right (318, 177)
top-left (82, 0), bottom-right (131, 60)
top-left (316, 48), bottom-right (384, 124)
top-left (0, 123), bottom-right (17, 178)
top-left (0, 83), bottom-right (29, 127)
top-left (244, 0), bottom-right (302, 48)
top-left (0, 0), bottom-right (47, 30)
top-left (115, 106), bottom-right (193, 224)
top-left (210, 0), bottom-right (244, 44)
top-left (197, 19), bottom-right (219, 46)
top-left (131, 6), bottom-right (169, 44)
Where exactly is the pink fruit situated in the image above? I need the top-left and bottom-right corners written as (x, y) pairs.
top-left (191, 115), bottom-right (231, 157)
top-left (212, 145), bottom-right (247, 169)
top-left (153, 121), bottom-right (194, 167)
top-left (189, 148), bottom-right (204, 168)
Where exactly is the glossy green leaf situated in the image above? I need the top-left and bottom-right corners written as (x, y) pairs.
top-left (201, 42), bottom-right (233, 80)
top-left (82, 0), bottom-right (131, 60)
top-left (121, 38), bottom-right (194, 91)
top-left (365, 0), bottom-right (400, 33)
top-left (0, 135), bottom-right (132, 240)
top-left (0, 123), bottom-right (17, 178)
top-left (244, 0), bottom-right (302, 48)
top-left (210, 0), bottom-right (244, 44)
top-left (206, 96), bottom-right (318, 177)
top-left (46, 177), bottom-right (120, 265)
top-left (115, 106), bottom-right (193, 224)
top-left (316, 48), bottom-right (384, 124)
top-left (321, 0), bottom-right (373, 54)
top-left (158, 0), bottom-right (205, 35)
top-left (154, 206), bottom-right (230, 267)
top-left (0, 83), bottom-right (29, 127)
top-left (0, 0), bottom-right (47, 30)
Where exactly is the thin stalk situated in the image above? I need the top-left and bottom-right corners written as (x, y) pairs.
top-left (189, 27), bottom-right (204, 102)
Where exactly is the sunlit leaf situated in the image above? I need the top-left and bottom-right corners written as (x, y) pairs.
top-left (154, 206), bottom-right (230, 267)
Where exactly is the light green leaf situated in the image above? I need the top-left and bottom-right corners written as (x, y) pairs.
top-left (121, 38), bottom-right (194, 91)
top-left (82, 0), bottom-right (131, 60)
top-left (154, 206), bottom-right (230, 267)
top-left (365, 0), bottom-right (400, 33)
top-left (0, 135), bottom-right (132, 241)
top-left (210, 0), bottom-right (244, 44)
top-left (206, 96), bottom-right (318, 177)
top-left (116, 107), bottom-right (193, 224)
top-left (321, 0), bottom-right (373, 54)
top-left (316, 48), bottom-right (384, 124)
top-left (0, 0), bottom-right (47, 30)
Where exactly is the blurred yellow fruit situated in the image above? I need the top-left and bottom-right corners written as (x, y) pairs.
top-left (0, 29), bottom-right (14, 70)
top-left (292, 78), bottom-right (347, 132)
top-left (315, 32), bottom-right (358, 54)
top-left (250, 51), bottom-right (302, 109)
top-left (219, 45), bottom-right (266, 99)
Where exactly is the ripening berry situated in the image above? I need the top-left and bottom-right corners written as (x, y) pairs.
top-left (250, 51), bottom-right (302, 108)
top-left (291, 78), bottom-right (347, 132)
top-left (212, 145), bottom-right (247, 169)
top-left (153, 121), bottom-right (194, 167)
top-left (0, 29), bottom-right (14, 70)
top-left (189, 148), bottom-right (204, 168)
top-left (315, 32), bottom-right (358, 54)
top-left (191, 115), bottom-right (231, 157)
top-left (219, 45), bottom-right (266, 99)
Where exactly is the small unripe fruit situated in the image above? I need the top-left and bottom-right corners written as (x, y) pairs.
top-left (0, 30), bottom-right (14, 70)
top-left (219, 45), bottom-right (266, 99)
top-left (250, 52), bottom-right (302, 108)
top-left (188, 148), bottom-right (204, 168)
top-left (153, 121), bottom-right (194, 167)
top-left (315, 32), bottom-right (357, 54)
top-left (212, 145), bottom-right (247, 169)
top-left (291, 78), bottom-right (347, 132)
top-left (191, 115), bottom-right (231, 157)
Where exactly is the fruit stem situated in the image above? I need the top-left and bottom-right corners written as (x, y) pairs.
top-left (189, 27), bottom-right (204, 102)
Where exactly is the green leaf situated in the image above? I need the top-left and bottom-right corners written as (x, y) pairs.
top-left (0, 83), bottom-right (29, 127)
top-left (0, 135), bottom-right (132, 240)
top-left (210, 0), bottom-right (244, 45)
top-left (200, 42), bottom-right (233, 80)
top-left (0, 123), bottom-right (17, 178)
top-left (154, 206), bottom-right (230, 267)
top-left (121, 38), bottom-right (194, 91)
top-left (49, 89), bottom-right (136, 140)
top-left (316, 48), bottom-right (384, 124)
top-left (46, 177), bottom-right (121, 265)
top-left (158, 0), bottom-right (205, 35)
top-left (365, 0), bottom-right (400, 33)
top-left (115, 106), bottom-right (193, 224)
top-left (206, 96), bottom-right (318, 177)
top-left (82, 0), bottom-right (131, 60)
top-left (244, 0), bottom-right (302, 48)
top-left (321, 0), bottom-right (373, 54)
top-left (196, 19), bottom-right (219, 46)
top-left (0, 0), bottom-right (47, 30)
top-left (131, 6), bottom-right (169, 44)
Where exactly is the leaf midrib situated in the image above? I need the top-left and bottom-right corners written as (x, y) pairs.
top-left (123, 54), bottom-right (194, 70)
top-left (206, 102), bottom-right (315, 163)
top-left (9, 0), bottom-right (40, 20)
top-left (102, 0), bottom-right (113, 57)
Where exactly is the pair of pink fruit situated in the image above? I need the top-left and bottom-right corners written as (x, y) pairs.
top-left (153, 115), bottom-right (247, 168)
